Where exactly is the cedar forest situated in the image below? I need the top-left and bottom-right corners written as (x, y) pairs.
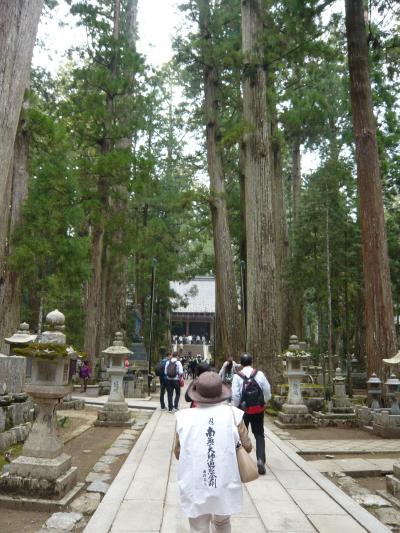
top-left (0, 0), bottom-right (399, 388)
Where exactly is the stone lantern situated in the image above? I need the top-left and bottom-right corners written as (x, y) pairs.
top-left (3, 322), bottom-right (37, 385)
top-left (1, 323), bottom-right (36, 397)
top-left (275, 335), bottom-right (314, 428)
top-left (96, 332), bottom-right (133, 427)
top-left (385, 374), bottom-right (400, 415)
top-left (4, 322), bottom-right (37, 354)
top-left (0, 310), bottom-right (78, 500)
top-left (367, 373), bottom-right (382, 410)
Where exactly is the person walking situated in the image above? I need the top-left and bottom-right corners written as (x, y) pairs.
top-left (219, 355), bottom-right (239, 386)
top-left (79, 360), bottom-right (91, 392)
top-left (189, 358), bottom-right (198, 380)
top-left (174, 372), bottom-right (252, 533)
top-left (231, 353), bottom-right (271, 475)
top-left (165, 352), bottom-right (184, 412)
top-left (185, 360), bottom-right (211, 407)
top-left (155, 351), bottom-right (171, 410)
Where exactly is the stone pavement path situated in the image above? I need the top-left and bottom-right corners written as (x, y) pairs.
top-left (287, 440), bottom-right (400, 455)
top-left (84, 408), bottom-right (390, 533)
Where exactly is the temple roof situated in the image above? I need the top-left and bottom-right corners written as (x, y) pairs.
top-left (170, 276), bottom-right (215, 314)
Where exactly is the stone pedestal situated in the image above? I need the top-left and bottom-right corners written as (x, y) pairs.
top-left (96, 333), bottom-right (132, 427)
top-left (386, 462), bottom-right (400, 498)
top-left (0, 355), bottom-right (26, 394)
top-left (277, 402), bottom-right (314, 428)
top-left (372, 410), bottom-right (400, 439)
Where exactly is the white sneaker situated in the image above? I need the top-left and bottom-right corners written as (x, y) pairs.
top-left (172, 408), bottom-right (179, 412)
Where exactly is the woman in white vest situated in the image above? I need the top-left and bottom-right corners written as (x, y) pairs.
top-left (174, 371), bottom-right (252, 533)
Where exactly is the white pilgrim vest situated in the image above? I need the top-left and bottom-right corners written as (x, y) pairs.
top-left (175, 403), bottom-right (244, 518)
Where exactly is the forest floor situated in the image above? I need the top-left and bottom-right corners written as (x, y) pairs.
top-left (0, 407), bottom-right (148, 533)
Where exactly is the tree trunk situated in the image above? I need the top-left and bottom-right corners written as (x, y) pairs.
top-left (292, 142), bottom-right (301, 222)
top-left (345, 0), bottom-right (397, 377)
top-left (103, 0), bottom-right (138, 347)
top-left (84, 0), bottom-right (121, 363)
top-left (0, 110), bottom-right (30, 350)
top-left (326, 202), bottom-right (334, 385)
top-left (239, 142), bottom-right (247, 333)
top-left (0, 0), bottom-right (43, 318)
top-left (271, 105), bottom-right (289, 351)
top-left (84, 222), bottom-right (106, 364)
top-left (198, 0), bottom-right (243, 359)
top-left (291, 141), bottom-right (304, 338)
top-left (241, 0), bottom-right (281, 386)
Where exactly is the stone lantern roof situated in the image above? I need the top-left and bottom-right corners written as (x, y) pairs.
top-left (102, 332), bottom-right (133, 357)
top-left (4, 322), bottom-right (37, 345)
top-left (333, 367), bottom-right (345, 382)
top-left (383, 351), bottom-right (400, 365)
top-left (45, 309), bottom-right (65, 330)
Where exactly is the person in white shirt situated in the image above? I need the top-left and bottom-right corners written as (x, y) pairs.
top-left (164, 352), bottom-right (184, 412)
top-left (174, 372), bottom-right (252, 532)
top-left (231, 353), bottom-right (271, 475)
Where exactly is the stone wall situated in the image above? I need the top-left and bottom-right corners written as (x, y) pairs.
top-left (0, 400), bottom-right (33, 433)
top-left (0, 354), bottom-right (26, 393)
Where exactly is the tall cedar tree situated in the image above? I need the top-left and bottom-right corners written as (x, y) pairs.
top-left (0, 0), bottom-right (44, 339)
top-left (0, 103), bottom-right (30, 351)
top-left (103, 0), bottom-right (138, 348)
top-left (345, 0), bottom-right (397, 376)
top-left (197, 0), bottom-right (243, 359)
top-left (241, 0), bottom-right (282, 385)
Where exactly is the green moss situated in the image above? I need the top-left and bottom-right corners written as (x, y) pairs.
top-left (265, 407), bottom-right (280, 417)
top-left (0, 443), bottom-right (23, 470)
top-left (13, 343), bottom-right (69, 361)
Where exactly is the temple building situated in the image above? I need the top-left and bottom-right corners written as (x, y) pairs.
top-left (170, 276), bottom-right (215, 341)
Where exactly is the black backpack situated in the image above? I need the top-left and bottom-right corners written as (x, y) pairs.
top-left (155, 359), bottom-right (167, 377)
top-left (238, 369), bottom-right (264, 410)
top-left (167, 360), bottom-right (178, 379)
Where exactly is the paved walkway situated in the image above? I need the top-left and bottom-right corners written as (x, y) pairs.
top-left (84, 406), bottom-right (390, 533)
top-left (287, 439), bottom-right (400, 455)
top-left (71, 395), bottom-right (160, 410)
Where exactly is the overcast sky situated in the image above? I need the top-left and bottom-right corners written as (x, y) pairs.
top-left (33, 0), bottom-right (319, 174)
top-left (33, 0), bottom-right (182, 71)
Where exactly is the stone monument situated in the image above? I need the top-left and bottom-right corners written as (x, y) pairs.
top-left (0, 310), bottom-right (79, 502)
top-left (332, 367), bottom-right (353, 413)
top-left (387, 462), bottom-right (400, 498)
top-left (0, 323), bottom-right (36, 450)
top-left (371, 375), bottom-right (400, 438)
top-left (275, 335), bottom-right (314, 429)
top-left (96, 332), bottom-right (133, 427)
top-left (313, 367), bottom-right (356, 427)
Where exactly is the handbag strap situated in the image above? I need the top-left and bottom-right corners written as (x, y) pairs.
top-left (230, 406), bottom-right (242, 449)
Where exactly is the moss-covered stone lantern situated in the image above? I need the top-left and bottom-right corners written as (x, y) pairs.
top-left (0, 310), bottom-right (77, 500)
